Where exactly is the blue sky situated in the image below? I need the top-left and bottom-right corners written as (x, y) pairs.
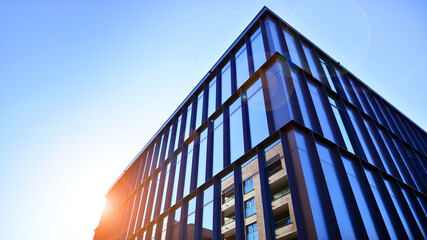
top-left (0, 1), bottom-right (426, 239)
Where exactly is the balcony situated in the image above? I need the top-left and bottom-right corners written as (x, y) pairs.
top-left (272, 187), bottom-right (290, 201)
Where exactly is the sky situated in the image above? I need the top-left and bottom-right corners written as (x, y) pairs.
top-left (0, 0), bottom-right (426, 239)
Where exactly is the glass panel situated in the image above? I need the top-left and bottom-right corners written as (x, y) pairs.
top-left (208, 78), bottom-right (217, 118)
top-left (183, 142), bottom-right (194, 197)
top-left (174, 115), bottom-right (182, 151)
top-left (319, 57), bottom-right (336, 92)
top-left (246, 223), bottom-right (258, 240)
top-left (290, 67), bottom-right (313, 129)
top-left (250, 28), bottom-right (266, 71)
top-left (267, 18), bottom-right (284, 55)
top-left (245, 198), bottom-right (256, 217)
top-left (221, 62), bottom-right (232, 104)
top-left (235, 44), bottom-right (249, 89)
top-left (229, 99), bottom-right (245, 163)
top-left (243, 177), bottom-right (254, 194)
top-left (246, 78), bottom-right (269, 147)
top-left (302, 42), bottom-right (322, 80)
top-left (204, 185), bottom-right (214, 206)
top-left (171, 153), bottom-right (182, 206)
top-left (165, 126), bottom-right (173, 158)
top-left (150, 173), bottom-right (160, 221)
top-left (160, 163), bottom-right (171, 213)
top-left (283, 28), bottom-right (303, 68)
top-left (328, 96), bottom-right (355, 153)
top-left (202, 202), bottom-right (214, 239)
top-left (184, 104), bottom-right (193, 141)
top-left (213, 114), bottom-right (224, 176)
top-left (195, 91), bottom-right (204, 130)
top-left (197, 129), bottom-right (208, 188)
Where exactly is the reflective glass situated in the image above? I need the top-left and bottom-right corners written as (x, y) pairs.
top-left (195, 91), bottom-right (204, 130)
top-left (204, 185), bottom-right (214, 205)
top-left (247, 223), bottom-right (258, 240)
top-left (150, 173), bottom-right (160, 221)
top-left (283, 28), bottom-right (303, 68)
top-left (319, 57), bottom-right (336, 92)
top-left (229, 99), bottom-right (245, 163)
top-left (302, 43), bottom-right (322, 80)
top-left (250, 28), bottom-right (266, 71)
top-left (174, 115), bottom-right (182, 151)
top-left (221, 62), bottom-right (232, 104)
top-left (235, 44), bottom-right (249, 89)
top-left (328, 96), bottom-right (354, 153)
top-left (291, 68), bottom-right (313, 129)
top-left (213, 114), bottom-right (224, 176)
top-left (245, 198), bottom-right (256, 217)
top-left (202, 202), bottom-right (214, 235)
top-left (165, 127), bottom-right (172, 158)
top-left (197, 129), bottom-right (208, 188)
top-left (247, 78), bottom-right (269, 147)
top-left (183, 142), bottom-right (194, 197)
top-left (243, 177), bottom-right (254, 194)
top-left (160, 163), bottom-right (171, 213)
top-left (208, 78), bottom-right (216, 117)
top-left (184, 104), bottom-right (192, 140)
top-left (171, 153), bottom-right (182, 206)
top-left (267, 18), bottom-right (284, 54)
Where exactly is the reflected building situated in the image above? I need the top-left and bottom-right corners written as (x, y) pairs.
top-left (94, 7), bottom-right (427, 240)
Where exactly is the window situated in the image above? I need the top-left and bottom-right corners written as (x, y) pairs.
top-left (221, 61), bottom-right (232, 104)
top-left (283, 28), bottom-right (303, 69)
top-left (319, 57), bottom-right (337, 92)
top-left (170, 153), bottom-right (182, 206)
top-left (245, 198), bottom-right (256, 217)
top-left (197, 129), bottom-right (208, 188)
top-left (195, 91), bottom-right (204, 130)
top-left (212, 114), bottom-right (224, 176)
top-left (207, 78), bottom-right (217, 117)
top-left (184, 104), bottom-right (192, 140)
top-left (229, 98), bottom-right (245, 163)
top-left (235, 44), bottom-right (249, 89)
top-left (246, 223), bottom-right (258, 240)
top-left (243, 177), bottom-right (254, 194)
top-left (302, 42), bottom-right (322, 80)
top-left (250, 28), bottom-right (266, 71)
top-left (328, 95), bottom-right (355, 153)
top-left (246, 78), bottom-right (269, 147)
top-left (160, 163), bottom-right (171, 213)
top-left (174, 115), bottom-right (182, 151)
top-left (183, 142), bottom-right (194, 197)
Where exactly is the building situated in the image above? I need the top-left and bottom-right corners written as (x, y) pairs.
top-left (94, 7), bottom-right (427, 240)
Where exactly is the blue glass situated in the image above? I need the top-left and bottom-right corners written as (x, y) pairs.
top-left (195, 92), bottom-right (204, 130)
top-left (212, 114), bottom-right (224, 177)
top-left (184, 104), bottom-right (192, 141)
top-left (307, 80), bottom-right (338, 143)
top-left (235, 44), bottom-right (249, 89)
top-left (187, 197), bottom-right (197, 215)
top-left (174, 115), bottom-right (182, 151)
top-left (229, 99), bottom-right (245, 163)
top-left (319, 58), bottom-right (336, 92)
top-left (245, 198), bottom-right (256, 217)
top-left (316, 142), bottom-right (356, 239)
top-left (204, 185), bottom-right (214, 205)
top-left (328, 96), bottom-right (354, 153)
top-left (221, 62), bottom-right (232, 104)
top-left (291, 68), bottom-right (313, 129)
top-left (243, 177), bottom-right (254, 194)
top-left (284, 28), bottom-right (303, 69)
top-left (401, 187), bottom-right (427, 237)
top-left (302, 43), bottom-right (322, 80)
top-left (250, 28), bottom-right (266, 71)
top-left (202, 202), bottom-right (214, 232)
top-left (247, 78), bottom-right (269, 147)
top-left (150, 173), bottom-right (160, 221)
top-left (208, 78), bottom-right (216, 118)
top-left (183, 142), bottom-right (194, 197)
top-left (171, 153), bottom-right (181, 206)
top-left (197, 129), bottom-right (208, 188)
top-left (247, 222), bottom-right (258, 240)
top-left (142, 179), bottom-right (152, 225)
top-left (266, 18), bottom-right (284, 54)
top-left (165, 126), bottom-right (172, 158)
top-left (160, 163), bottom-right (170, 213)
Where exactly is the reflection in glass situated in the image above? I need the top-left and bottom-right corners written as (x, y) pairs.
top-left (302, 43), bottom-right (322, 80)
top-left (174, 115), bottom-right (182, 151)
top-left (250, 28), bottom-right (266, 71)
top-left (328, 96), bottom-right (355, 153)
top-left (183, 142), bottom-right (194, 197)
top-left (208, 78), bottom-right (217, 118)
top-left (171, 153), bottom-right (182, 206)
top-left (229, 99), bottom-right (245, 163)
top-left (197, 129), bottom-right (208, 188)
top-left (184, 104), bottom-right (192, 141)
top-left (235, 44), bottom-right (249, 89)
top-left (284, 28), bottom-right (303, 69)
top-left (247, 223), bottom-right (258, 240)
top-left (195, 92), bottom-right (204, 130)
top-left (319, 57), bottom-right (337, 92)
top-left (160, 163), bottom-right (171, 213)
top-left (222, 62), bottom-right (232, 104)
top-left (213, 114), bottom-right (224, 176)
top-left (247, 78), bottom-right (269, 148)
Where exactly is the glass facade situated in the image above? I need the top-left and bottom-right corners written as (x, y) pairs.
top-left (95, 7), bottom-right (427, 240)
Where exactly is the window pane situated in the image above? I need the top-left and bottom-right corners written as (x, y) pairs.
top-left (267, 18), bottom-right (284, 55)
top-left (250, 28), bottom-right (266, 71)
top-left (213, 114), bottom-right (224, 176)
top-left (184, 104), bottom-right (192, 141)
top-left (247, 78), bottom-right (269, 147)
top-left (221, 62), bottom-right (232, 104)
top-left (229, 99), bottom-right (245, 163)
top-left (202, 202), bottom-right (214, 236)
top-left (160, 163), bottom-right (171, 213)
top-left (328, 96), bottom-right (354, 153)
top-left (183, 142), bottom-right (194, 197)
top-left (283, 28), bottom-right (303, 68)
top-left (246, 223), bottom-right (258, 240)
top-left (243, 177), bottom-right (254, 194)
top-left (319, 57), bottom-right (337, 92)
top-left (171, 153), bottom-right (182, 206)
top-left (150, 173), bottom-right (161, 221)
top-left (195, 92), bottom-right (204, 130)
top-left (245, 198), bottom-right (256, 217)
top-left (208, 78), bottom-right (217, 118)
top-left (197, 129), bottom-right (208, 188)
top-left (235, 44), bottom-right (249, 89)
top-left (302, 43), bottom-right (322, 80)
top-left (174, 115), bottom-right (182, 151)
top-left (165, 127), bottom-right (172, 158)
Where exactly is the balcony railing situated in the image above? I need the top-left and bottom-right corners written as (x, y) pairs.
top-left (272, 187), bottom-right (290, 201)
top-left (223, 216), bottom-right (235, 226)
top-left (223, 195), bottom-right (235, 204)
top-left (275, 216), bottom-right (292, 229)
